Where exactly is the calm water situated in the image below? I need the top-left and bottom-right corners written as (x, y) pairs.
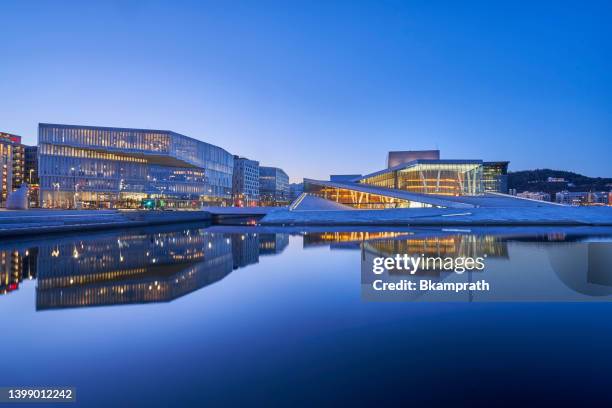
top-left (3, 224), bottom-right (612, 406)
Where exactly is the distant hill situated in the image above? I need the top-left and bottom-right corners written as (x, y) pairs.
top-left (508, 169), bottom-right (612, 194)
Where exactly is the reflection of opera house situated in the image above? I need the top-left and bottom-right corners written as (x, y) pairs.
top-left (299, 150), bottom-right (548, 210)
top-left (304, 230), bottom-right (509, 268)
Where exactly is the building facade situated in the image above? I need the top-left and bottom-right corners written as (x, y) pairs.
top-left (359, 160), bottom-right (484, 196)
top-left (482, 161), bottom-right (509, 193)
top-left (24, 146), bottom-right (39, 207)
top-left (303, 151), bottom-right (515, 209)
top-left (517, 191), bottom-right (551, 202)
top-left (38, 123), bottom-right (234, 209)
top-left (9, 137), bottom-right (23, 191)
top-left (555, 191), bottom-right (609, 206)
top-left (0, 133), bottom-right (25, 192)
top-left (0, 134), bottom-right (15, 206)
top-left (259, 166), bottom-right (289, 205)
top-left (24, 146), bottom-right (38, 185)
top-left (232, 156), bottom-right (260, 206)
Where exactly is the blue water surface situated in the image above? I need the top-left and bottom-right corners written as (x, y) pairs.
top-left (2, 224), bottom-right (612, 407)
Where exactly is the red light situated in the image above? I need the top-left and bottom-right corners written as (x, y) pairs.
top-left (8, 283), bottom-right (18, 291)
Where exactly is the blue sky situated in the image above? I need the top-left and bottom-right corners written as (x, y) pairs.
top-left (1, 0), bottom-right (611, 181)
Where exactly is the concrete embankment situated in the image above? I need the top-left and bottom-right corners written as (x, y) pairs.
top-left (0, 210), bottom-right (213, 238)
top-left (201, 206), bottom-right (284, 222)
top-left (259, 206), bottom-right (612, 226)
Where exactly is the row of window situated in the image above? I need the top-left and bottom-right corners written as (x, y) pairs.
top-left (39, 125), bottom-right (235, 180)
top-left (40, 126), bottom-right (171, 153)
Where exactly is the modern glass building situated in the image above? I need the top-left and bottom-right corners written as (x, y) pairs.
top-left (482, 161), bottom-right (509, 193)
top-left (302, 152), bottom-right (515, 210)
top-left (303, 178), bottom-right (438, 209)
top-left (359, 160), bottom-right (484, 196)
top-left (38, 123), bottom-right (234, 209)
top-left (24, 146), bottom-right (38, 185)
top-left (232, 156), bottom-right (260, 206)
top-left (259, 166), bottom-right (289, 205)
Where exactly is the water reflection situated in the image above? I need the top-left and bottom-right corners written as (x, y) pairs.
top-left (0, 226), bottom-right (289, 310)
top-left (293, 227), bottom-right (612, 301)
top-left (304, 231), bottom-right (509, 262)
top-left (2, 225), bottom-right (612, 306)
top-left (547, 242), bottom-right (612, 296)
top-left (0, 248), bottom-right (37, 295)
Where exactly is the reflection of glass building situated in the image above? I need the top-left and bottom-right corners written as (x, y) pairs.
top-left (303, 231), bottom-right (413, 248)
top-left (366, 234), bottom-right (508, 265)
top-left (258, 233), bottom-right (289, 255)
top-left (32, 228), bottom-right (289, 310)
top-left (232, 232), bottom-right (260, 268)
top-left (35, 229), bottom-right (235, 309)
top-left (38, 123), bottom-right (234, 209)
top-left (0, 248), bottom-right (37, 295)
top-left (303, 231), bottom-right (508, 262)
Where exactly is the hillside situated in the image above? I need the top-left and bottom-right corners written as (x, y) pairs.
top-left (508, 169), bottom-right (612, 194)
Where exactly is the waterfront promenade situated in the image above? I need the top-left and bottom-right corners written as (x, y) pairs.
top-left (0, 207), bottom-right (284, 238)
top-left (1, 204), bottom-right (612, 239)
top-left (0, 209), bottom-right (214, 238)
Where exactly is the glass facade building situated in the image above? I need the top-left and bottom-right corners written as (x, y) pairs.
top-left (259, 166), bottom-right (289, 205)
top-left (232, 156), bottom-right (260, 206)
top-left (482, 161), bottom-right (509, 193)
top-left (24, 146), bottom-right (38, 184)
top-left (304, 180), bottom-right (435, 209)
top-left (359, 160), bottom-right (484, 196)
top-left (38, 123), bottom-right (234, 209)
top-left (24, 146), bottom-right (39, 207)
top-left (303, 153), bottom-right (511, 210)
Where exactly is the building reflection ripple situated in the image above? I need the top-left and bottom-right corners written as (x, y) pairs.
top-left (0, 227), bottom-right (288, 310)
